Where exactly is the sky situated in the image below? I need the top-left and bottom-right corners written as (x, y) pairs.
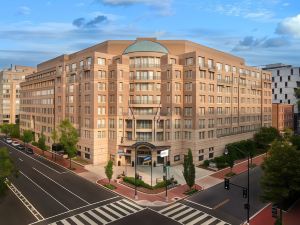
top-left (0, 0), bottom-right (299, 68)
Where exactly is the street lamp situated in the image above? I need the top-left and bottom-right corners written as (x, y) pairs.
top-left (224, 146), bottom-right (250, 225)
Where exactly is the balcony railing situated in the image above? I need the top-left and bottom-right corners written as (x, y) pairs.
top-left (129, 100), bottom-right (161, 104)
top-left (129, 63), bottom-right (160, 68)
top-left (130, 76), bottom-right (161, 81)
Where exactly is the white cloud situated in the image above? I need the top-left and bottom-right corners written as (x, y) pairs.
top-left (18, 6), bottom-right (31, 15)
top-left (276, 14), bottom-right (300, 38)
top-left (101, 0), bottom-right (173, 16)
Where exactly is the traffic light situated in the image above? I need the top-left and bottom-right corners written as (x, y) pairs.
top-left (244, 203), bottom-right (250, 210)
top-left (243, 188), bottom-right (248, 198)
top-left (224, 178), bottom-right (230, 190)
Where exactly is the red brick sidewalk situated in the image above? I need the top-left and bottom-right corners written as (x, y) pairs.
top-left (211, 154), bottom-right (266, 179)
top-left (12, 138), bottom-right (86, 173)
top-left (98, 178), bottom-right (201, 203)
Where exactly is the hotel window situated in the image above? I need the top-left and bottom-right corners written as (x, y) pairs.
top-left (208, 95), bottom-right (214, 103)
top-left (175, 70), bottom-right (181, 78)
top-left (169, 58), bottom-right (176, 64)
top-left (175, 83), bottom-right (181, 91)
top-left (167, 83), bottom-right (171, 91)
top-left (97, 57), bottom-right (106, 65)
top-left (186, 57), bottom-right (194, 66)
top-left (207, 59), bottom-right (213, 68)
top-left (208, 107), bottom-right (214, 114)
top-left (174, 119), bottom-right (181, 129)
top-left (225, 64), bottom-right (230, 72)
top-left (199, 119), bottom-right (205, 129)
top-left (185, 82), bottom-right (192, 91)
top-left (199, 82), bottom-right (206, 91)
top-left (175, 95), bottom-right (181, 103)
top-left (199, 107), bottom-right (205, 115)
top-left (217, 96), bottom-right (222, 103)
top-left (209, 72), bottom-right (214, 80)
top-left (199, 95), bottom-right (205, 103)
top-left (184, 119), bottom-right (192, 129)
top-left (199, 70), bottom-right (206, 79)
top-left (98, 107), bottom-right (106, 115)
top-left (185, 70), bottom-right (193, 78)
top-left (184, 107), bottom-right (193, 116)
top-left (217, 107), bottom-right (223, 114)
top-left (217, 85), bottom-right (222, 93)
top-left (208, 130), bottom-right (214, 138)
top-left (199, 131), bottom-right (205, 139)
top-left (208, 119), bottom-right (214, 128)
top-left (209, 84), bottom-right (214, 92)
top-left (87, 57), bottom-right (92, 65)
top-left (185, 95), bottom-right (192, 103)
top-left (216, 62), bottom-right (222, 71)
top-left (198, 56), bottom-right (205, 67)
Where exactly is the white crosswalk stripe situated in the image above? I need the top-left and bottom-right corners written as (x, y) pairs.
top-left (48, 199), bottom-right (143, 225)
top-left (158, 203), bottom-right (231, 225)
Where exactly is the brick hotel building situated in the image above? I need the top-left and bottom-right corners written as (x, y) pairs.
top-left (20, 38), bottom-right (272, 166)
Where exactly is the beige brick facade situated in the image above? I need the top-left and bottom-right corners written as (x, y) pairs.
top-left (272, 103), bottom-right (294, 132)
top-left (0, 65), bottom-right (36, 124)
top-left (20, 38), bottom-right (272, 166)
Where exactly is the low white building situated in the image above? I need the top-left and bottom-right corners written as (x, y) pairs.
top-left (263, 63), bottom-right (300, 131)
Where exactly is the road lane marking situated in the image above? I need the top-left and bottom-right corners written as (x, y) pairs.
top-left (28, 196), bottom-right (120, 225)
top-left (213, 199), bottom-right (230, 210)
top-left (19, 158), bottom-right (23, 162)
top-left (19, 171), bottom-right (70, 211)
top-left (0, 140), bottom-right (64, 174)
top-left (6, 179), bottom-right (44, 221)
top-left (32, 167), bottom-right (90, 204)
top-left (184, 199), bottom-right (213, 210)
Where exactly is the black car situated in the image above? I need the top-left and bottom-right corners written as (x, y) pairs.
top-left (25, 147), bottom-right (34, 154)
top-left (17, 145), bottom-right (25, 151)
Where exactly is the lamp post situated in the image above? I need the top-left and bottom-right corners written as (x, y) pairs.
top-left (225, 147), bottom-right (250, 225)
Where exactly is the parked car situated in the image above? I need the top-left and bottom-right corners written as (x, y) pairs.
top-left (12, 141), bottom-right (20, 147)
top-left (25, 147), bottom-right (34, 154)
top-left (5, 138), bottom-right (12, 144)
top-left (17, 145), bottom-right (25, 151)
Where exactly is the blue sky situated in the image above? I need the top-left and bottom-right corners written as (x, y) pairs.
top-left (0, 0), bottom-right (299, 68)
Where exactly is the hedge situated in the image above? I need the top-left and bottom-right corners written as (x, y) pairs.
top-left (123, 176), bottom-right (173, 190)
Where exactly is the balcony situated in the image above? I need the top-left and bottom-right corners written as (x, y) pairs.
top-left (129, 100), bottom-right (161, 104)
top-left (129, 63), bottom-right (160, 69)
top-left (251, 84), bottom-right (262, 89)
top-left (217, 79), bottom-right (232, 85)
top-left (208, 65), bottom-right (216, 71)
top-left (130, 76), bottom-right (161, 81)
top-left (83, 64), bottom-right (91, 71)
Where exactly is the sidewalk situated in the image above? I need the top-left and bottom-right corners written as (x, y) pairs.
top-left (12, 138), bottom-right (86, 174)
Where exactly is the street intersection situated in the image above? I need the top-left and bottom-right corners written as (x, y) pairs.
top-left (1, 140), bottom-right (266, 225)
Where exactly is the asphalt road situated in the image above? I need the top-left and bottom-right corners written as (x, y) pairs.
top-left (1, 138), bottom-right (267, 225)
top-left (0, 139), bottom-right (120, 224)
top-left (184, 166), bottom-right (267, 225)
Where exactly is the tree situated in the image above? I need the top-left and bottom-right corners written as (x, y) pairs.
top-left (10, 124), bottom-right (20, 138)
top-left (51, 129), bottom-right (59, 160)
top-left (283, 128), bottom-right (293, 141)
top-left (38, 132), bottom-right (47, 156)
top-left (105, 160), bottom-right (113, 183)
top-left (0, 147), bottom-right (17, 197)
top-left (226, 152), bottom-right (235, 172)
top-left (183, 149), bottom-right (196, 190)
top-left (260, 141), bottom-right (300, 207)
top-left (254, 127), bottom-right (280, 148)
top-left (58, 119), bottom-right (79, 169)
top-left (0, 124), bottom-right (10, 137)
top-left (22, 130), bottom-right (34, 151)
top-left (291, 135), bottom-right (300, 151)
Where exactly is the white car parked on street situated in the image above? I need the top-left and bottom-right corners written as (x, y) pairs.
top-left (12, 141), bottom-right (20, 147)
top-left (5, 138), bottom-right (12, 144)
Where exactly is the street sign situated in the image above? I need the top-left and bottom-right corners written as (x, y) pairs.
top-left (160, 149), bottom-right (169, 157)
top-left (144, 156), bottom-right (151, 161)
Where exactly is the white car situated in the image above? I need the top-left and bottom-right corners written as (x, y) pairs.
top-left (12, 141), bottom-right (20, 147)
top-left (5, 138), bottom-right (12, 144)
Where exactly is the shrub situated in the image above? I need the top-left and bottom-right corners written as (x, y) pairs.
top-left (104, 184), bottom-right (116, 190)
top-left (123, 176), bottom-right (152, 189)
top-left (203, 160), bottom-right (210, 167)
top-left (31, 141), bottom-right (38, 146)
top-left (153, 180), bottom-right (172, 189)
top-left (214, 155), bottom-right (227, 169)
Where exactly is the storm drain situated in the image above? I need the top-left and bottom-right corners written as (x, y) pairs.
top-left (5, 179), bottom-right (44, 221)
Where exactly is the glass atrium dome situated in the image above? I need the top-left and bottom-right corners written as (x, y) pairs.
top-left (123, 40), bottom-right (168, 54)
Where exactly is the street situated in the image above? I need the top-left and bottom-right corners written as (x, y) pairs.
top-left (1, 139), bottom-right (267, 225)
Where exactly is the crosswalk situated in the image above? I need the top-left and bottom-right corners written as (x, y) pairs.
top-left (158, 203), bottom-right (231, 225)
top-left (49, 199), bottom-right (144, 225)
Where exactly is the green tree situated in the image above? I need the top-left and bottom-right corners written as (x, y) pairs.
top-left (22, 130), bottom-right (34, 151)
top-left (260, 141), bottom-right (300, 206)
top-left (105, 160), bottom-right (113, 183)
top-left (290, 135), bottom-right (300, 151)
top-left (38, 132), bottom-right (47, 156)
top-left (254, 127), bottom-right (280, 148)
top-left (183, 149), bottom-right (196, 190)
top-left (0, 147), bottom-right (17, 197)
top-left (283, 128), bottom-right (293, 141)
top-left (0, 124), bottom-right (10, 137)
top-left (10, 124), bottom-right (20, 138)
top-left (58, 119), bottom-right (79, 169)
top-left (226, 152), bottom-right (235, 172)
top-left (51, 129), bottom-right (59, 160)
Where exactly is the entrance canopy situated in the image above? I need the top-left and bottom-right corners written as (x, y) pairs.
top-left (131, 142), bottom-right (156, 150)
